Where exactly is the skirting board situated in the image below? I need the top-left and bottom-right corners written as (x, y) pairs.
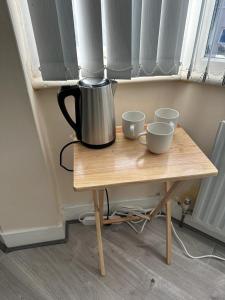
top-left (1, 202), bottom-right (225, 253)
top-left (63, 195), bottom-right (161, 221)
top-left (1, 223), bottom-right (65, 248)
top-left (0, 196), bottom-right (160, 250)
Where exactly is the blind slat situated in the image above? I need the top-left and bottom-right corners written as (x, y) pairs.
top-left (55, 0), bottom-right (79, 79)
top-left (103, 0), bottom-right (132, 79)
top-left (132, 0), bottom-right (142, 77)
top-left (74, 0), bottom-right (104, 78)
top-left (139, 0), bottom-right (162, 76)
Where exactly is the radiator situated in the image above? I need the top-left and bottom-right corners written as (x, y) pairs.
top-left (192, 121), bottom-right (225, 243)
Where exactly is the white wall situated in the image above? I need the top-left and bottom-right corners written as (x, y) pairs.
top-left (0, 0), bottom-right (63, 246)
top-left (173, 81), bottom-right (225, 155)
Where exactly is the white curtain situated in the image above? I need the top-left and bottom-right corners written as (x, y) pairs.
top-left (27, 0), bottom-right (189, 81)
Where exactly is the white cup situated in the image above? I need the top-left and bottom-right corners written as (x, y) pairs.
top-left (138, 122), bottom-right (174, 154)
top-left (122, 111), bottom-right (145, 139)
top-left (154, 108), bottom-right (179, 129)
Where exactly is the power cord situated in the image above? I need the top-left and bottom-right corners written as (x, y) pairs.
top-left (111, 206), bottom-right (153, 233)
top-left (59, 140), bottom-right (80, 172)
top-left (119, 208), bottom-right (225, 262)
top-left (105, 188), bottom-right (110, 220)
top-left (78, 204), bottom-right (225, 262)
top-left (169, 218), bottom-right (225, 261)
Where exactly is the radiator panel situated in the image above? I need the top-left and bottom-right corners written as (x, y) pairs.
top-left (192, 121), bottom-right (225, 240)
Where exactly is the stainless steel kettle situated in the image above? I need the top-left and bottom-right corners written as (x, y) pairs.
top-left (58, 78), bottom-right (117, 148)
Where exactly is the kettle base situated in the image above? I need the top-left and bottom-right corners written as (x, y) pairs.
top-left (81, 138), bottom-right (115, 149)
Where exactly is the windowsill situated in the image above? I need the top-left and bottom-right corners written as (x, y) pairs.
top-left (31, 75), bottom-right (181, 90)
top-left (31, 72), bottom-right (225, 90)
top-left (180, 70), bottom-right (224, 86)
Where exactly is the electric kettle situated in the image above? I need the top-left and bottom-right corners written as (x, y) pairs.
top-left (58, 78), bottom-right (117, 148)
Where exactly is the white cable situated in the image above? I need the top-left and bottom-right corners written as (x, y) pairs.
top-left (114, 206), bottom-right (225, 262)
top-left (156, 214), bottom-right (225, 262)
top-left (127, 219), bottom-right (148, 234)
top-left (115, 206), bottom-right (153, 233)
top-left (78, 211), bottom-right (94, 223)
top-left (170, 219), bottom-right (225, 261)
top-left (78, 206), bottom-right (225, 262)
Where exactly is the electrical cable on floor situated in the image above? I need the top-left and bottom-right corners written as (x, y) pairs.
top-left (169, 218), bottom-right (225, 261)
top-left (111, 206), bottom-right (153, 233)
top-left (59, 140), bottom-right (80, 172)
top-left (78, 204), bottom-right (225, 262)
top-left (105, 188), bottom-right (110, 220)
top-left (119, 207), bottom-right (225, 262)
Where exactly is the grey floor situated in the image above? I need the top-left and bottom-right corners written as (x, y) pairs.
top-left (0, 218), bottom-right (225, 300)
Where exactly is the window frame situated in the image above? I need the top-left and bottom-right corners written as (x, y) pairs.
top-left (192, 0), bottom-right (225, 77)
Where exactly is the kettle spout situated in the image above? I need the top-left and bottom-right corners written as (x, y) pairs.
top-left (111, 80), bottom-right (118, 96)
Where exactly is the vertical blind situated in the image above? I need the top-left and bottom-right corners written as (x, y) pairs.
top-left (28, 0), bottom-right (78, 80)
top-left (27, 0), bottom-right (189, 81)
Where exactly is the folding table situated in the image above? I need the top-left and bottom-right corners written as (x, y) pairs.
top-left (73, 126), bottom-right (217, 276)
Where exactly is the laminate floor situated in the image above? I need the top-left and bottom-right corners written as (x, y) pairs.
top-left (0, 218), bottom-right (225, 300)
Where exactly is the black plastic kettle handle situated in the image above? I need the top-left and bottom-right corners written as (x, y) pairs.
top-left (57, 86), bottom-right (81, 136)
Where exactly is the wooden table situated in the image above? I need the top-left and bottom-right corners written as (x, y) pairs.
top-left (73, 126), bottom-right (217, 276)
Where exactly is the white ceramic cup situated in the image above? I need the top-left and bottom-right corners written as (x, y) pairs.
top-left (138, 122), bottom-right (174, 154)
top-left (122, 111), bottom-right (145, 139)
top-left (154, 108), bottom-right (179, 129)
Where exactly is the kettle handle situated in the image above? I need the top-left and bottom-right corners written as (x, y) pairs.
top-left (57, 86), bottom-right (81, 138)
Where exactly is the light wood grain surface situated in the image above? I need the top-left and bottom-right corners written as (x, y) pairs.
top-left (73, 127), bottom-right (217, 191)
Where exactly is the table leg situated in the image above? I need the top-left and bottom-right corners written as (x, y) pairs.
top-left (149, 181), bottom-right (179, 265)
top-left (149, 182), bottom-right (178, 219)
top-left (165, 182), bottom-right (172, 265)
top-left (98, 190), bottom-right (104, 227)
top-left (93, 190), bottom-right (106, 276)
top-left (166, 200), bottom-right (172, 264)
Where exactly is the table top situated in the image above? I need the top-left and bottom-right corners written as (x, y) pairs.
top-left (73, 127), bottom-right (217, 191)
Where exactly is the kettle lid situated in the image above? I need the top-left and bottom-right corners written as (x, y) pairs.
top-left (79, 78), bottom-right (110, 88)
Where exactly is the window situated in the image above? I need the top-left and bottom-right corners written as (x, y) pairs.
top-left (205, 0), bottom-right (225, 59)
top-left (219, 29), bottom-right (225, 44)
top-left (182, 0), bottom-right (225, 83)
top-left (9, 0), bottom-right (225, 86)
